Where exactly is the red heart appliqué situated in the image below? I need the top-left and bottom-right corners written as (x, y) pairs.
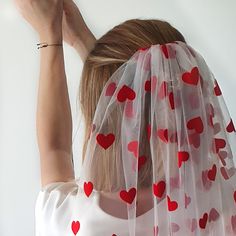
top-left (213, 122), bottom-right (221, 135)
top-left (220, 167), bottom-right (236, 180)
top-left (213, 138), bottom-right (226, 153)
top-left (153, 180), bottom-right (166, 198)
top-left (127, 140), bottom-right (139, 157)
top-left (184, 193), bottom-right (191, 208)
top-left (182, 67), bottom-right (200, 85)
top-left (202, 170), bottom-right (212, 190)
top-left (105, 82), bottom-right (117, 96)
top-left (231, 215), bottom-right (236, 234)
top-left (158, 81), bottom-right (168, 99)
top-left (187, 116), bottom-right (204, 134)
top-left (144, 79), bottom-right (151, 92)
top-left (137, 155), bottom-right (147, 171)
top-left (117, 85), bottom-right (136, 102)
top-left (170, 131), bottom-right (178, 143)
top-left (167, 195), bottom-right (178, 211)
top-left (199, 213), bottom-right (208, 229)
top-left (169, 92), bottom-right (175, 110)
top-left (120, 187), bottom-right (136, 204)
top-left (84, 181), bottom-right (93, 197)
top-left (151, 76), bottom-right (158, 92)
top-left (218, 151), bottom-right (227, 166)
top-left (209, 208), bottom-right (220, 222)
top-left (131, 155), bottom-right (147, 172)
top-left (177, 151), bottom-right (190, 168)
top-left (71, 220), bottom-right (80, 235)
top-left (96, 133), bottom-right (115, 150)
top-left (139, 46), bottom-right (150, 51)
top-left (157, 128), bottom-right (168, 143)
top-left (207, 164), bottom-right (217, 181)
top-left (226, 119), bottom-right (235, 133)
top-left (188, 132), bottom-right (200, 148)
top-left (161, 44), bottom-right (176, 59)
top-left (214, 79), bottom-right (222, 96)
top-left (161, 44), bottom-right (169, 59)
top-left (146, 124), bottom-right (151, 141)
top-left (170, 222), bottom-right (180, 233)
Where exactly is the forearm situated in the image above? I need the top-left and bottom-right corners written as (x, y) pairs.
top-left (73, 27), bottom-right (96, 62)
top-left (36, 31), bottom-right (72, 154)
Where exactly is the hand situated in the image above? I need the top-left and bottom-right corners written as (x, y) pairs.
top-left (62, 0), bottom-right (88, 47)
top-left (14, 0), bottom-right (63, 39)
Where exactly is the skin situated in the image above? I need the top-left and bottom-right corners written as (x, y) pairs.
top-left (62, 0), bottom-right (96, 61)
top-left (14, 0), bottom-right (96, 188)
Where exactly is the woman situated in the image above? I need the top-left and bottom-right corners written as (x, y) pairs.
top-left (15, 0), bottom-right (236, 235)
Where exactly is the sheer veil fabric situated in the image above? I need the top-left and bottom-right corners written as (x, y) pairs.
top-left (76, 41), bottom-right (236, 235)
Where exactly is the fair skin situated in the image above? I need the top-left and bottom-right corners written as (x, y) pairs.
top-left (14, 0), bottom-right (96, 188)
top-left (61, 0), bottom-right (96, 61)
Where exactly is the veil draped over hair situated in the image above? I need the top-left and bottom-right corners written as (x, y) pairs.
top-left (76, 41), bottom-right (236, 235)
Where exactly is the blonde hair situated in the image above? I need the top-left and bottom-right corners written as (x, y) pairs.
top-left (77, 19), bottom-right (186, 191)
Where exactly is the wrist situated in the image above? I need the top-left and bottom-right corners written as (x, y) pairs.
top-left (39, 27), bottom-right (63, 43)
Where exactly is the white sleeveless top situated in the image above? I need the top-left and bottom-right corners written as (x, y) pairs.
top-left (34, 179), bottom-right (163, 236)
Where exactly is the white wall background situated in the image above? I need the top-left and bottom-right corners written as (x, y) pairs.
top-left (0, 0), bottom-right (235, 235)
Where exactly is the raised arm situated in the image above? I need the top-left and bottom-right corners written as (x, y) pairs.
top-left (36, 30), bottom-right (75, 188)
top-left (62, 0), bottom-right (96, 62)
top-left (14, 0), bottom-right (75, 188)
